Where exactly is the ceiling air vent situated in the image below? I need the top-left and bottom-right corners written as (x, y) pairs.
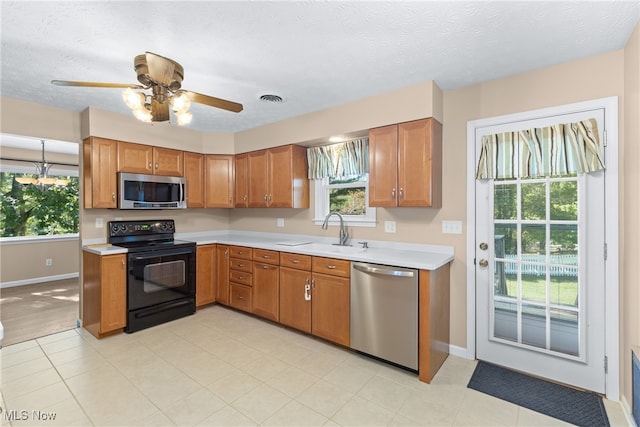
top-left (259, 94), bottom-right (284, 103)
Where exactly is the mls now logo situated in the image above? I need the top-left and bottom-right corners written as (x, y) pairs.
top-left (2, 408), bottom-right (57, 422)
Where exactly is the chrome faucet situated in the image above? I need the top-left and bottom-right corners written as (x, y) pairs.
top-left (321, 212), bottom-right (349, 246)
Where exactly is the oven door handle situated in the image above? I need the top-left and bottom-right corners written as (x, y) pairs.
top-left (131, 248), bottom-right (195, 260)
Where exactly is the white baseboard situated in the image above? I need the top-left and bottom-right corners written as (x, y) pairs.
top-left (621, 395), bottom-right (637, 427)
top-left (449, 344), bottom-right (471, 359)
top-left (1, 273), bottom-right (79, 289)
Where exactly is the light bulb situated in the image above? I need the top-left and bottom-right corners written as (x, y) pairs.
top-left (176, 111), bottom-right (193, 126)
top-left (123, 89), bottom-right (145, 109)
top-left (133, 107), bottom-right (152, 123)
top-left (171, 92), bottom-right (191, 113)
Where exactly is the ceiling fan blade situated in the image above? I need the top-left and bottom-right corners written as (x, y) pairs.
top-left (144, 52), bottom-right (183, 88)
top-left (51, 80), bottom-right (144, 89)
top-left (186, 91), bottom-right (243, 113)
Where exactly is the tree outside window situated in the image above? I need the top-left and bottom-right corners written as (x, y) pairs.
top-left (0, 172), bottom-right (79, 237)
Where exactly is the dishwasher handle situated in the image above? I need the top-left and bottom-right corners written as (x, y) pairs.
top-left (352, 263), bottom-right (416, 278)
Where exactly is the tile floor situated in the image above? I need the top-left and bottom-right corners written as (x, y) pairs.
top-left (0, 305), bottom-right (630, 426)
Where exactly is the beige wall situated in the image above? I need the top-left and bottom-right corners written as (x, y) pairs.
top-left (0, 239), bottom-right (79, 283)
top-left (623, 22), bottom-right (640, 405)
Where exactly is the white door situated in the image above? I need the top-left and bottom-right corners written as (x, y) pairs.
top-left (475, 109), bottom-right (607, 393)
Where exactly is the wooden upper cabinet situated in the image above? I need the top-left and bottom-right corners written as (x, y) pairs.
top-left (247, 145), bottom-right (309, 208)
top-left (247, 149), bottom-right (269, 207)
top-left (154, 147), bottom-right (184, 176)
top-left (234, 153), bottom-right (249, 208)
top-left (117, 141), bottom-right (184, 176)
top-left (184, 152), bottom-right (205, 208)
top-left (83, 137), bottom-right (118, 209)
top-left (205, 154), bottom-right (234, 208)
top-left (369, 118), bottom-right (442, 208)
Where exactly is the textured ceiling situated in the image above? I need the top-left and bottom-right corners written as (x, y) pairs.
top-left (1, 1), bottom-right (639, 137)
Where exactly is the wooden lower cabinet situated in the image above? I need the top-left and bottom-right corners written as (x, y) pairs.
top-left (196, 244), bottom-right (216, 307)
top-left (216, 245), bottom-right (230, 304)
top-left (230, 283), bottom-right (252, 312)
top-left (310, 270), bottom-right (350, 347)
top-left (252, 262), bottom-right (279, 321)
top-left (279, 267), bottom-right (312, 333)
top-left (82, 251), bottom-right (126, 338)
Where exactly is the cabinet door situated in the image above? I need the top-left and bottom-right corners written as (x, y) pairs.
top-left (154, 147), bottom-right (184, 176)
top-left (216, 245), bottom-right (230, 304)
top-left (84, 137), bottom-right (118, 208)
top-left (184, 152), bottom-right (205, 208)
top-left (196, 245), bottom-right (216, 307)
top-left (205, 155), bottom-right (234, 208)
top-left (234, 153), bottom-right (249, 208)
top-left (253, 262), bottom-right (279, 321)
top-left (247, 150), bottom-right (269, 207)
top-left (229, 284), bottom-right (252, 312)
top-left (117, 141), bottom-right (153, 174)
top-left (311, 272), bottom-right (350, 346)
top-left (268, 146), bottom-right (294, 208)
top-left (398, 118), bottom-right (442, 207)
top-left (279, 267), bottom-right (311, 333)
top-left (100, 254), bottom-right (127, 334)
top-left (368, 124), bottom-right (399, 207)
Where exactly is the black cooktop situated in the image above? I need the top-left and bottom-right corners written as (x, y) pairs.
top-left (107, 220), bottom-right (195, 252)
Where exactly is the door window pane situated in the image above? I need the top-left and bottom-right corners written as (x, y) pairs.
top-left (550, 268), bottom-right (578, 307)
top-left (494, 301), bottom-right (517, 342)
top-left (550, 224), bottom-right (578, 263)
top-left (522, 223), bottom-right (546, 254)
top-left (522, 182), bottom-right (546, 220)
top-left (550, 180), bottom-right (578, 221)
top-left (494, 225), bottom-right (516, 257)
top-left (550, 309), bottom-right (579, 356)
top-left (521, 304), bottom-right (547, 349)
top-left (494, 261), bottom-right (517, 298)
top-left (521, 268), bottom-right (547, 303)
top-left (494, 184), bottom-right (517, 220)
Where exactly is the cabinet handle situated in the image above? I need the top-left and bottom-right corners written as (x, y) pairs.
top-left (243, 195), bottom-right (248, 202)
top-left (262, 264), bottom-right (269, 270)
top-left (225, 249), bottom-right (229, 259)
top-left (326, 265), bottom-right (336, 269)
top-left (238, 251), bottom-right (244, 255)
top-left (155, 163), bottom-right (159, 170)
top-left (392, 188), bottom-right (396, 199)
top-left (238, 295), bottom-right (245, 300)
top-left (122, 260), bottom-right (125, 268)
top-left (237, 275), bottom-right (243, 280)
top-left (304, 278), bottom-right (311, 301)
top-left (262, 255), bottom-right (270, 259)
top-left (238, 263), bottom-right (244, 267)
top-left (399, 187), bottom-right (404, 198)
top-left (291, 259), bottom-right (300, 264)
top-left (268, 194), bottom-right (272, 202)
top-left (264, 194), bottom-right (268, 202)
top-left (112, 193), bottom-right (116, 201)
top-left (148, 162), bottom-right (152, 169)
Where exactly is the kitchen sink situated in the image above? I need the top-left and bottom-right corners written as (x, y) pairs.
top-left (301, 243), bottom-right (366, 254)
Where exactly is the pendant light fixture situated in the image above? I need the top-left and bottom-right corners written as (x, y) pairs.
top-left (15, 140), bottom-right (69, 188)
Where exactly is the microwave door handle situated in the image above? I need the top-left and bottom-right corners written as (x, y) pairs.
top-left (180, 182), bottom-right (185, 204)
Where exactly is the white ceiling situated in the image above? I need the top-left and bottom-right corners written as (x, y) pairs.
top-left (1, 1), bottom-right (638, 139)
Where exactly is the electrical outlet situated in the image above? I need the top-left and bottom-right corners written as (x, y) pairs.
top-left (442, 220), bottom-right (463, 234)
top-left (384, 221), bottom-right (396, 233)
top-left (45, 258), bottom-right (53, 266)
top-left (277, 218), bottom-right (285, 228)
top-left (95, 218), bottom-right (104, 228)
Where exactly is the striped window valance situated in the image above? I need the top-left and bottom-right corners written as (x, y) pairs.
top-left (476, 118), bottom-right (605, 180)
top-left (307, 138), bottom-right (369, 180)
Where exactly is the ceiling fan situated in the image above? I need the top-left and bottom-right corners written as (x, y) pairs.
top-left (52, 51), bottom-right (243, 125)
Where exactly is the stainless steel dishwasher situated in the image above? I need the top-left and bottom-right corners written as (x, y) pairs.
top-left (350, 262), bottom-right (419, 371)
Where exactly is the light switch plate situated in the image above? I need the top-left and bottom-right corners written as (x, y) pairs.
top-left (384, 221), bottom-right (396, 233)
top-left (442, 220), bottom-right (463, 234)
top-left (95, 218), bottom-right (104, 228)
top-left (276, 218), bottom-right (285, 228)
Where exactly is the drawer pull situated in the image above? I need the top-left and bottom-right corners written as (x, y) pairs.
top-left (262, 255), bottom-right (270, 259)
top-left (238, 263), bottom-right (245, 267)
top-left (291, 259), bottom-right (300, 264)
top-left (327, 265), bottom-right (336, 269)
top-left (237, 275), bottom-right (243, 279)
top-left (238, 251), bottom-right (244, 255)
top-left (262, 265), bottom-right (269, 270)
top-left (238, 296), bottom-right (245, 300)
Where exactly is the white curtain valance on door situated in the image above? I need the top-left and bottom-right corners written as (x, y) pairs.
top-left (307, 138), bottom-right (369, 180)
top-left (475, 118), bottom-right (605, 180)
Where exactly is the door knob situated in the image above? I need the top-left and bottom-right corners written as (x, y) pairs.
top-left (479, 259), bottom-right (489, 267)
top-left (479, 242), bottom-right (488, 250)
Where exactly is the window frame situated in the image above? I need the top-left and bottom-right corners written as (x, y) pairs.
top-left (313, 174), bottom-right (376, 227)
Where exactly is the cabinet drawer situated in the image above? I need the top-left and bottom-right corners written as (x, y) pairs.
top-left (230, 258), bottom-right (252, 272)
top-left (230, 270), bottom-right (252, 286)
top-left (280, 252), bottom-right (312, 270)
top-left (312, 256), bottom-right (351, 277)
top-left (229, 284), bottom-right (252, 312)
top-left (229, 246), bottom-right (253, 260)
top-left (253, 248), bottom-right (280, 265)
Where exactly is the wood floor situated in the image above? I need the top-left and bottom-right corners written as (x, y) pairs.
top-left (0, 278), bottom-right (79, 346)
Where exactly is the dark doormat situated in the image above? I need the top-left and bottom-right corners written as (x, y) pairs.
top-left (468, 361), bottom-right (609, 426)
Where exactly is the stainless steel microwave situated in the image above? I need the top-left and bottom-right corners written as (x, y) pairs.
top-left (118, 173), bottom-right (186, 209)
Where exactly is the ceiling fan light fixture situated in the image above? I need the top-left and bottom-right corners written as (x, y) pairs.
top-left (170, 91), bottom-right (191, 114)
top-left (122, 88), bottom-right (145, 109)
top-left (132, 106), bottom-right (153, 123)
top-left (176, 111), bottom-right (193, 126)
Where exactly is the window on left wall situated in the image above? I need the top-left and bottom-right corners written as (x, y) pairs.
top-left (0, 171), bottom-right (79, 237)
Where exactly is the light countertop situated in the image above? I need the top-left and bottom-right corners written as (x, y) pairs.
top-left (83, 230), bottom-right (454, 270)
